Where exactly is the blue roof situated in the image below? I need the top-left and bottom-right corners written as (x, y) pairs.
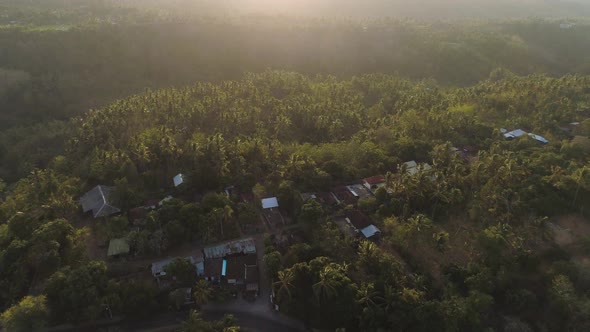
top-left (221, 259), bottom-right (227, 277)
top-left (360, 225), bottom-right (381, 239)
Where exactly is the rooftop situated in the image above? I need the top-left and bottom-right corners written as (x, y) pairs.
top-left (360, 225), bottom-right (381, 239)
top-left (173, 173), bottom-right (185, 187)
top-left (261, 197), bottom-right (279, 209)
top-left (503, 129), bottom-right (527, 139)
top-left (203, 238), bottom-right (257, 259)
top-left (345, 209), bottom-right (372, 230)
top-left (107, 238), bottom-right (130, 256)
top-left (363, 175), bottom-right (386, 185)
top-left (225, 254), bottom-right (257, 282)
top-left (79, 185), bottom-right (121, 218)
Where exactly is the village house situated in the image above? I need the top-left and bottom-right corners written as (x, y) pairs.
top-left (346, 183), bottom-right (375, 199)
top-left (503, 129), bottom-right (527, 140)
top-left (203, 238), bottom-right (257, 259)
top-left (261, 197), bottom-right (285, 227)
top-left (403, 161), bottom-right (432, 176)
top-left (362, 175), bottom-right (386, 192)
top-left (202, 238), bottom-right (259, 295)
top-left (79, 185), bottom-right (121, 218)
top-left (224, 254), bottom-right (259, 295)
top-left (107, 238), bottom-right (130, 258)
top-left (331, 186), bottom-right (358, 206)
top-left (301, 192), bottom-right (339, 209)
top-left (344, 209), bottom-right (382, 240)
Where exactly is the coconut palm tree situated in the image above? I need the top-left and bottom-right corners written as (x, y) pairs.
top-left (193, 279), bottom-right (213, 307)
top-left (273, 270), bottom-right (295, 301)
top-left (313, 267), bottom-right (338, 304)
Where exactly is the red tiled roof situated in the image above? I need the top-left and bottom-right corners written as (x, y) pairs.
top-left (363, 175), bottom-right (386, 185)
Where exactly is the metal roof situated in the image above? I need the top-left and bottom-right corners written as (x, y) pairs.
top-left (203, 238), bottom-right (257, 259)
top-left (503, 129), bottom-right (527, 139)
top-left (261, 197), bottom-right (279, 209)
top-left (528, 133), bottom-right (549, 144)
top-left (107, 238), bottom-right (130, 256)
top-left (361, 225), bottom-right (381, 239)
top-left (79, 185), bottom-right (121, 218)
top-left (173, 174), bottom-right (185, 187)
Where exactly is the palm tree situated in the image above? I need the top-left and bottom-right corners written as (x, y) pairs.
top-left (357, 283), bottom-right (379, 309)
top-left (273, 270), bottom-right (295, 301)
top-left (378, 285), bottom-right (397, 315)
top-left (193, 279), bottom-right (213, 307)
top-left (313, 267), bottom-right (338, 304)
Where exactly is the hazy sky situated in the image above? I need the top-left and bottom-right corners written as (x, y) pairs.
top-left (183, 0), bottom-right (590, 19)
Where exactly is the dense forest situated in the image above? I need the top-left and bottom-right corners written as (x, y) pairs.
top-left (1, 1), bottom-right (590, 332)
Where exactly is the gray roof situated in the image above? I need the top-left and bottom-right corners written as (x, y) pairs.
top-left (203, 238), bottom-right (257, 259)
top-left (503, 129), bottom-right (527, 139)
top-left (80, 185), bottom-right (121, 218)
top-left (404, 161), bottom-right (432, 176)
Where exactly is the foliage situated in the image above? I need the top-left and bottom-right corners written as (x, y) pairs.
top-left (0, 295), bottom-right (48, 332)
top-left (163, 258), bottom-right (197, 287)
top-left (44, 261), bottom-right (113, 323)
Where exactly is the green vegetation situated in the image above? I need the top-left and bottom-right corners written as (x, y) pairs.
top-left (1, 1), bottom-right (590, 331)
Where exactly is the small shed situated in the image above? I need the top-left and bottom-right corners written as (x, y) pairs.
top-left (360, 225), bottom-right (382, 239)
top-left (503, 129), bottom-right (527, 139)
top-left (261, 197), bottom-right (279, 209)
top-left (173, 174), bottom-right (185, 187)
top-left (107, 238), bottom-right (130, 257)
top-left (528, 133), bottom-right (549, 144)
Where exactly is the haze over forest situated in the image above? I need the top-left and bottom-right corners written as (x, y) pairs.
top-left (0, 1), bottom-right (589, 332)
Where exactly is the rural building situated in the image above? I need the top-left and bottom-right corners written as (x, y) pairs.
top-left (224, 254), bottom-right (259, 294)
top-left (344, 209), bottom-right (381, 240)
top-left (503, 129), bottom-right (527, 140)
top-left (203, 238), bottom-right (257, 259)
top-left (107, 238), bottom-right (130, 257)
top-left (528, 133), bottom-right (549, 144)
top-left (261, 197), bottom-right (279, 209)
top-left (363, 175), bottom-right (386, 191)
top-left (347, 184), bottom-right (374, 199)
top-left (404, 161), bottom-right (432, 176)
top-left (79, 185), bottom-right (121, 218)
top-left (173, 173), bottom-right (185, 187)
top-left (301, 192), bottom-right (339, 209)
top-left (332, 186), bottom-right (358, 205)
top-left (360, 224), bottom-right (382, 239)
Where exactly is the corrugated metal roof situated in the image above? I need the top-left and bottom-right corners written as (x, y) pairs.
top-left (361, 225), bottom-right (381, 239)
top-left (261, 197), bottom-right (279, 209)
top-left (503, 129), bottom-right (527, 139)
top-left (107, 238), bottom-right (129, 256)
top-left (173, 174), bottom-right (184, 187)
top-left (528, 133), bottom-right (549, 144)
top-left (79, 185), bottom-right (120, 218)
top-left (203, 238), bottom-right (257, 259)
